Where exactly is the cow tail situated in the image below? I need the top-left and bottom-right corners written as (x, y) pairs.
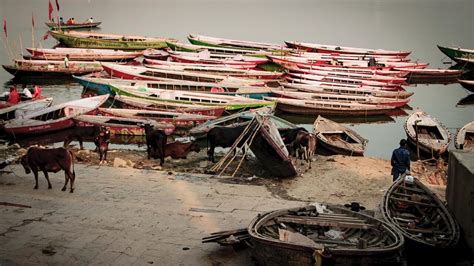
top-left (69, 150), bottom-right (76, 178)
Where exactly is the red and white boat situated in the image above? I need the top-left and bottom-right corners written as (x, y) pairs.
top-left (73, 114), bottom-right (175, 136)
top-left (98, 107), bottom-right (216, 128)
top-left (285, 41), bottom-right (411, 57)
top-left (25, 47), bottom-right (143, 61)
top-left (286, 73), bottom-right (404, 91)
top-left (295, 65), bottom-right (409, 78)
top-left (271, 89), bottom-right (409, 107)
top-left (3, 95), bottom-right (108, 135)
top-left (281, 82), bottom-right (414, 99)
top-left (143, 49), bottom-right (170, 60)
top-left (143, 57), bottom-right (256, 70)
top-left (393, 68), bottom-right (463, 79)
top-left (291, 51), bottom-right (410, 62)
top-left (101, 62), bottom-right (266, 86)
top-left (114, 95), bottom-right (226, 117)
top-left (285, 66), bottom-right (406, 84)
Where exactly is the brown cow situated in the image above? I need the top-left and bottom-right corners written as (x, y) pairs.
top-left (20, 147), bottom-right (76, 193)
top-left (94, 126), bottom-right (110, 165)
top-left (287, 131), bottom-right (317, 169)
top-left (164, 141), bottom-right (200, 159)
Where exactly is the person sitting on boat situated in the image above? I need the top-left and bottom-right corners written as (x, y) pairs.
top-left (66, 18), bottom-right (72, 24)
top-left (64, 54), bottom-right (70, 68)
top-left (22, 85), bottom-right (32, 99)
top-left (32, 85), bottom-right (41, 99)
top-left (71, 18), bottom-right (75, 24)
top-left (390, 139), bottom-right (411, 182)
top-left (88, 17), bottom-right (94, 23)
top-left (59, 17), bottom-right (64, 25)
top-left (7, 86), bottom-right (20, 104)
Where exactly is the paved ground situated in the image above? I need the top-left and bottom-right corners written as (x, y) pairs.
top-left (0, 164), bottom-right (304, 265)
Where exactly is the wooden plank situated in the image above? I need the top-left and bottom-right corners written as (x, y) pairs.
top-left (389, 196), bottom-right (437, 207)
top-left (277, 217), bottom-right (372, 229)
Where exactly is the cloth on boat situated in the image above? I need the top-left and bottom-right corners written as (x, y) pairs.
top-left (23, 87), bottom-right (32, 98)
top-left (391, 146), bottom-right (410, 181)
top-left (7, 87), bottom-right (19, 104)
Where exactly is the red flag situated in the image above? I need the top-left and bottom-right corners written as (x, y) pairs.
top-left (3, 17), bottom-right (6, 38)
top-left (48, 0), bottom-right (53, 21)
top-left (55, 0), bottom-right (60, 11)
top-left (32, 13), bottom-right (35, 28)
top-left (42, 33), bottom-right (49, 40)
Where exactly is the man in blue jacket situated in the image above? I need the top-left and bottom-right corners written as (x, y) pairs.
top-left (391, 139), bottom-right (411, 181)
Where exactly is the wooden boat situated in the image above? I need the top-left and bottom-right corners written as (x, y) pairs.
top-left (291, 51), bottom-right (409, 63)
top-left (3, 95), bottom-right (108, 135)
top-left (143, 57), bottom-right (256, 70)
top-left (143, 49), bottom-right (170, 60)
top-left (437, 45), bottom-right (474, 61)
top-left (296, 64), bottom-right (409, 77)
top-left (101, 62), bottom-right (265, 86)
top-left (144, 63), bottom-right (283, 80)
top-left (166, 41), bottom-right (282, 57)
top-left (25, 47), bottom-right (142, 61)
top-left (298, 65), bottom-right (409, 78)
top-left (285, 40), bottom-right (411, 57)
top-left (282, 82), bottom-right (414, 99)
top-left (265, 96), bottom-right (396, 116)
top-left (248, 204), bottom-right (405, 266)
top-left (0, 98), bottom-right (53, 124)
top-left (188, 33), bottom-right (288, 51)
top-left (48, 30), bottom-right (176, 50)
top-left (454, 121), bottom-right (474, 150)
top-left (458, 79), bottom-right (474, 93)
top-left (168, 50), bottom-right (268, 66)
top-left (189, 106), bottom-right (296, 138)
top-left (2, 59), bottom-right (102, 77)
top-left (394, 68), bottom-right (463, 81)
top-left (73, 114), bottom-right (175, 136)
top-left (313, 116), bottom-right (367, 156)
top-left (113, 95), bottom-right (226, 117)
top-left (98, 107), bottom-right (216, 129)
top-left (45, 21), bottom-right (101, 30)
top-left (74, 74), bottom-right (271, 99)
top-left (110, 83), bottom-right (273, 111)
top-left (248, 113), bottom-right (297, 177)
top-left (453, 57), bottom-right (474, 67)
top-left (271, 89), bottom-right (409, 108)
top-left (285, 66), bottom-right (407, 84)
top-left (285, 76), bottom-right (403, 92)
top-left (382, 176), bottom-right (460, 249)
top-left (404, 111), bottom-right (451, 156)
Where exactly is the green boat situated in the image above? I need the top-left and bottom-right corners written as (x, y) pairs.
top-left (437, 45), bottom-right (474, 61)
top-left (166, 41), bottom-right (287, 58)
top-left (45, 21), bottom-right (101, 30)
top-left (49, 30), bottom-right (176, 50)
top-left (187, 33), bottom-right (290, 53)
top-left (109, 83), bottom-right (274, 111)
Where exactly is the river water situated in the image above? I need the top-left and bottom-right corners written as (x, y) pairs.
top-left (0, 0), bottom-right (473, 159)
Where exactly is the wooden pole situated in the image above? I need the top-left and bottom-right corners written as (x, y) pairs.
top-left (415, 120), bottom-right (420, 160)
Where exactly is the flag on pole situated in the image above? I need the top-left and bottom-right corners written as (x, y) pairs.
top-left (32, 13), bottom-right (35, 28)
top-left (55, 0), bottom-right (60, 11)
top-left (3, 17), bottom-right (6, 38)
top-left (48, 0), bottom-right (53, 21)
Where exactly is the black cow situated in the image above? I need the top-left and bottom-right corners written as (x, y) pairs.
top-left (143, 123), bottom-right (167, 166)
top-left (20, 147), bottom-right (76, 193)
top-left (206, 125), bottom-right (248, 163)
top-left (63, 126), bottom-right (101, 150)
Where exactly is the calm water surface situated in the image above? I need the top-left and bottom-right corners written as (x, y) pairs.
top-left (0, 0), bottom-right (473, 159)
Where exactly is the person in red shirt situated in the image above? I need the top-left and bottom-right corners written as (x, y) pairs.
top-left (7, 86), bottom-right (20, 104)
top-left (32, 85), bottom-right (41, 99)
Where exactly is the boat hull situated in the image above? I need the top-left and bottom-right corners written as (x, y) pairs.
top-left (45, 22), bottom-right (101, 29)
top-left (437, 45), bottom-right (474, 61)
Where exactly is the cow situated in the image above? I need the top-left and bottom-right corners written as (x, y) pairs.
top-left (94, 126), bottom-right (110, 165)
top-left (206, 124), bottom-right (248, 163)
top-left (164, 141), bottom-right (200, 159)
top-left (20, 147), bottom-right (76, 193)
top-left (63, 126), bottom-right (101, 150)
top-left (142, 123), bottom-right (167, 166)
top-left (286, 131), bottom-right (317, 169)
top-left (279, 127), bottom-right (309, 145)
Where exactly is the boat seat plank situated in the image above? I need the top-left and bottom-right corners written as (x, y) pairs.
top-left (389, 196), bottom-right (438, 207)
top-left (277, 217), bottom-right (372, 229)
